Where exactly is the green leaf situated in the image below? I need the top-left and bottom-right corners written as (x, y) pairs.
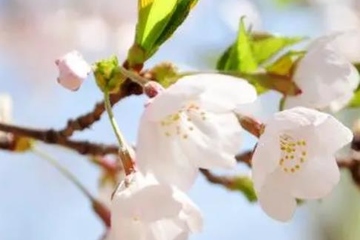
top-left (227, 19), bottom-right (258, 73)
top-left (133, 0), bottom-right (198, 63)
top-left (348, 88), bottom-right (360, 108)
top-left (252, 35), bottom-right (303, 65)
top-left (153, 0), bottom-right (198, 57)
top-left (136, 0), bottom-right (178, 52)
top-left (216, 45), bottom-right (232, 71)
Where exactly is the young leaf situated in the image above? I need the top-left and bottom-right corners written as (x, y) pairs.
top-left (153, 0), bottom-right (198, 57)
top-left (133, 0), bottom-right (199, 64)
top-left (226, 19), bottom-right (258, 73)
top-left (252, 35), bottom-right (303, 65)
top-left (136, 0), bottom-right (178, 53)
top-left (216, 45), bottom-right (232, 71)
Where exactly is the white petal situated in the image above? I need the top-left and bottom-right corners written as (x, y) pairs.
top-left (173, 188), bottom-right (203, 233)
top-left (178, 112), bottom-right (241, 169)
top-left (177, 74), bottom-right (257, 112)
top-left (110, 218), bottom-right (146, 240)
top-left (113, 184), bottom-right (183, 222)
top-left (328, 91), bottom-right (354, 112)
top-left (258, 170), bottom-right (297, 222)
top-left (251, 132), bottom-right (281, 191)
top-left (314, 114), bottom-right (353, 153)
top-left (144, 82), bottom-right (204, 121)
top-left (145, 73), bottom-right (257, 120)
top-left (266, 107), bottom-right (328, 133)
top-left (291, 154), bottom-right (340, 199)
top-left (136, 118), bottom-right (198, 191)
top-left (147, 220), bottom-right (185, 240)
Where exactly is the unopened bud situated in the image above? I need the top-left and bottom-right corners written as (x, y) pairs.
top-left (55, 50), bottom-right (91, 91)
top-left (94, 55), bottom-right (126, 93)
top-left (237, 114), bottom-right (264, 138)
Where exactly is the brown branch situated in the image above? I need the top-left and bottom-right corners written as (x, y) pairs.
top-left (235, 150), bottom-right (253, 167)
top-left (0, 123), bottom-right (118, 155)
top-left (200, 169), bottom-right (235, 188)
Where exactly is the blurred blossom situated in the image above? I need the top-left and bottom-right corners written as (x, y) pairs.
top-left (218, 0), bottom-right (262, 31)
top-left (308, 0), bottom-right (354, 6)
top-left (115, 22), bottom-right (136, 59)
top-left (75, 16), bottom-right (110, 52)
top-left (40, 9), bottom-right (78, 41)
top-left (321, 3), bottom-right (360, 62)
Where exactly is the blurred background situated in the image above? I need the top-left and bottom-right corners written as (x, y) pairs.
top-left (1, 0), bottom-right (360, 239)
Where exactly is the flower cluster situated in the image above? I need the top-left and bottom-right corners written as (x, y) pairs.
top-left (55, 35), bottom-right (355, 238)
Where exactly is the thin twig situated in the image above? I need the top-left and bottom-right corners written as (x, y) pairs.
top-left (200, 169), bottom-right (235, 187)
top-left (0, 124), bottom-right (118, 155)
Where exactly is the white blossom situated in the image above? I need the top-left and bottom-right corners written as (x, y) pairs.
top-left (252, 107), bottom-right (352, 221)
top-left (136, 74), bottom-right (257, 190)
top-left (284, 36), bottom-right (360, 112)
top-left (110, 172), bottom-right (202, 240)
top-left (55, 50), bottom-right (91, 91)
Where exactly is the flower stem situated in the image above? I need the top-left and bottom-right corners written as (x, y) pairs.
top-left (104, 91), bottom-right (134, 175)
top-left (32, 146), bottom-right (94, 201)
top-left (118, 66), bottom-right (148, 86)
top-left (104, 91), bottom-right (127, 151)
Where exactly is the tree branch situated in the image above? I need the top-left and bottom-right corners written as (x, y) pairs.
top-left (200, 169), bottom-right (235, 188)
top-left (0, 123), bottom-right (118, 155)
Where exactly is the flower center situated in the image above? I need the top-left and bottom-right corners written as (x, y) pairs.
top-left (160, 103), bottom-right (207, 139)
top-left (278, 134), bottom-right (307, 173)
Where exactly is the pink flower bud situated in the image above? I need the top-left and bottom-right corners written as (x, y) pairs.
top-left (143, 81), bottom-right (164, 98)
top-left (55, 51), bottom-right (91, 91)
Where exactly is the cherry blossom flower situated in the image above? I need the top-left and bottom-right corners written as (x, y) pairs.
top-left (284, 36), bottom-right (359, 112)
top-left (252, 107), bottom-right (352, 221)
top-left (55, 50), bottom-right (91, 91)
top-left (110, 172), bottom-right (202, 240)
top-left (136, 74), bottom-right (257, 190)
